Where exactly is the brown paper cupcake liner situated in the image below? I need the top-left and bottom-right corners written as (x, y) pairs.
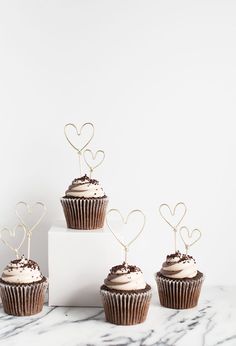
top-left (100, 285), bottom-right (152, 325)
top-left (0, 278), bottom-right (48, 316)
top-left (61, 197), bottom-right (108, 230)
top-left (156, 272), bottom-right (204, 309)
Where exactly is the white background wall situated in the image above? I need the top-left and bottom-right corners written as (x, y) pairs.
top-left (0, 0), bottom-right (236, 286)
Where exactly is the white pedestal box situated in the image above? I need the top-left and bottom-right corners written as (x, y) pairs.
top-left (48, 222), bottom-right (122, 307)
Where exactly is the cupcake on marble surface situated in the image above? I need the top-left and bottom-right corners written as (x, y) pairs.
top-left (101, 262), bottom-right (152, 325)
top-left (156, 202), bottom-right (204, 309)
top-left (102, 208), bottom-right (151, 325)
top-left (62, 122), bottom-right (108, 230)
top-left (0, 201), bottom-right (48, 316)
top-left (0, 256), bottom-right (48, 316)
top-left (156, 251), bottom-right (204, 309)
top-left (61, 174), bottom-right (108, 230)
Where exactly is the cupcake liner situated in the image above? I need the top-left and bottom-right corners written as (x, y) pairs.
top-left (0, 278), bottom-right (48, 316)
top-left (156, 272), bottom-right (204, 309)
top-left (100, 286), bottom-right (152, 325)
top-left (61, 197), bottom-right (108, 230)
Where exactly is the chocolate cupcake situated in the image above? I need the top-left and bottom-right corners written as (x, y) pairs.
top-left (0, 256), bottom-right (48, 316)
top-left (156, 251), bottom-right (204, 309)
top-left (101, 263), bottom-right (152, 325)
top-left (61, 174), bottom-right (108, 230)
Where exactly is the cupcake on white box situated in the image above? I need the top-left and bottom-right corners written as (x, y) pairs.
top-left (61, 122), bottom-right (108, 230)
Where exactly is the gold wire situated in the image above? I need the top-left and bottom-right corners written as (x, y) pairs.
top-left (106, 209), bottom-right (146, 264)
top-left (179, 226), bottom-right (202, 255)
top-left (83, 149), bottom-right (105, 178)
top-left (64, 123), bottom-right (95, 176)
top-left (0, 224), bottom-right (27, 259)
top-left (159, 202), bottom-right (187, 253)
top-left (15, 201), bottom-right (47, 259)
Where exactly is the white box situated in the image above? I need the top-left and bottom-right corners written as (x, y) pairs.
top-left (48, 222), bottom-right (122, 307)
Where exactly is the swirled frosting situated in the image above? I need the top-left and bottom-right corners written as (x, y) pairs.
top-left (104, 263), bottom-right (147, 291)
top-left (160, 251), bottom-right (197, 279)
top-left (1, 256), bottom-right (44, 284)
top-left (65, 175), bottom-right (105, 198)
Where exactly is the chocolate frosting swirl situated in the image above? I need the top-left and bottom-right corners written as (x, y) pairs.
top-left (1, 256), bottom-right (44, 284)
top-left (160, 251), bottom-right (197, 279)
top-left (65, 175), bottom-right (105, 198)
top-left (104, 262), bottom-right (147, 291)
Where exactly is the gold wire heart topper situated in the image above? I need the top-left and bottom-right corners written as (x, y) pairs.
top-left (159, 202), bottom-right (187, 253)
top-left (15, 201), bottom-right (46, 259)
top-left (83, 149), bottom-right (105, 178)
top-left (64, 123), bottom-right (94, 153)
top-left (0, 225), bottom-right (26, 259)
top-left (179, 226), bottom-right (202, 254)
top-left (106, 209), bottom-right (146, 264)
top-left (64, 123), bottom-right (95, 176)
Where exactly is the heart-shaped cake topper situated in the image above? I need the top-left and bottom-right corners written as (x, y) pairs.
top-left (179, 226), bottom-right (202, 254)
top-left (106, 209), bottom-right (146, 263)
top-left (83, 149), bottom-right (105, 178)
top-left (159, 202), bottom-right (187, 230)
top-left (159, 202), bottom-right (187, 253)
top-left (64, 122), bottom-right (95, 176)
top-left (15, 201), bottom-right (46, 234)
top-left (64, 123), bottom-right (94, 153)
top-left (15, 201), bottom-right (46, 259)
top-left (0, 225), bottom-right (26, 259)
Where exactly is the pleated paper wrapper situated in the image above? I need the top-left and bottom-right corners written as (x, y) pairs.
top-left (100, 286), bottom-right (152, 325)
top-left (0, 278), bottom-right (48, 316)
top-left (61, 197), bottom-right (108, 230)
top-left (156, 272), bottom-right (204, 309)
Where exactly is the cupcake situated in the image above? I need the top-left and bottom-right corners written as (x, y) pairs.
top-left (157, 202), bottom-right (204, 309)
top-left (100, 262), bottom-right (152, 325)
top-left (0, 255), bottom-right (48, 316)
top-left (61, 174), bottom-right (108, 230)
top-left (156, 251), bottom-right (204, 309)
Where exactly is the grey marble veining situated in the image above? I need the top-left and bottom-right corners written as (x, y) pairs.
top-left (0, 286), bottom-right (235, 346)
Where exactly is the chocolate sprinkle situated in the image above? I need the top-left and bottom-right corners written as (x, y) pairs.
top-left (73, 174), bottom-right (99, 185)
top-left (166, 251), bottom-right (196, 263)
top-left (110, 262), bottom-right (142, 275)
top-left (10, 258), bottom-right (40, 270)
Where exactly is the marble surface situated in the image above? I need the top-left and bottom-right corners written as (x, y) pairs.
top-left (0, 286), bottom-right (235, 346)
